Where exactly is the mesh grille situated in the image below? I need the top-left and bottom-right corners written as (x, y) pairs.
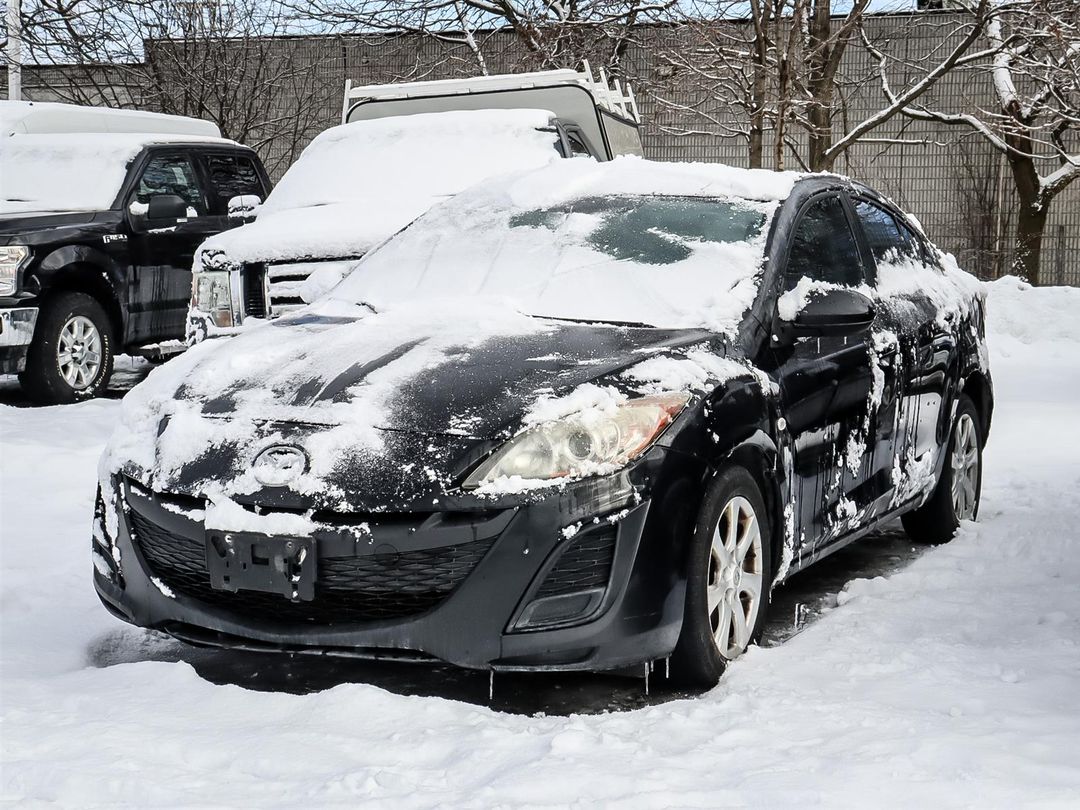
top-left (128, 510), bottom-right (494, 624)
top-left (535, 526), bottom-right (617, 599)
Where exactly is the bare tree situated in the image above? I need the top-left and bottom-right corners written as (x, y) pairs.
top-left (649, 1), bottom-right (1004, 173)
top-left (869, 0), bottom-right (1080, 283)
top-left (294, 0), bottom-right (676, 75)
top-left (17, 0), bottom-right (337, 175)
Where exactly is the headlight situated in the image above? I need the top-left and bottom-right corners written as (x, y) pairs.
top-left (191, 270), bottom-right (234, 327)
top-left (0, 245), bottom-right (30, 295)
top-left (464, 392), bottom-right (689, 488)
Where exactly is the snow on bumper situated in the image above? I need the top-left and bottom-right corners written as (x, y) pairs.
top-left (92, 457), bottom-right (697, 672)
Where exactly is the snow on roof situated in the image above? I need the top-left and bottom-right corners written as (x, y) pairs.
top-left (0, 100), bottom-right (221, 138)
top-left (1, 132), bottom-right (239, 214)
top-left (332, 157), bottom-right (803, 332)
top-left (200, 108), bottom-right (564, 265)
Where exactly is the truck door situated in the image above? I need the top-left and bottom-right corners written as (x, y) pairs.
top-left (125, 149), bottom-right (221, 343)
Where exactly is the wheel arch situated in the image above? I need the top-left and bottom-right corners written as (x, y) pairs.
top-left (962, 370), bottom-right (993, 441)
top-left (32, 254), bottom-right (124, 344)
top-left (721, 434), bottom-right (785, 575)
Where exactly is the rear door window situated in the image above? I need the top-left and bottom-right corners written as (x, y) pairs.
top-left (202, 153), bottom-right (264, 213)
top-left (854, 199), bottom-right (920, 265)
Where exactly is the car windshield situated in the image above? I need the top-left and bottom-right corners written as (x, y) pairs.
top-left (332, 193), bottom-right (775, 330)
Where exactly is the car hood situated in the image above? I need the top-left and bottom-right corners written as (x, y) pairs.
top-left (104, 299), bottom-right (739, 513)
top-left (0, 209), bottom-right (105, 235)
top-left (197, 196), bottom-right (445, 269)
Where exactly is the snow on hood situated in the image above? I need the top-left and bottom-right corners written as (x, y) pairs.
top-left (331, 157), bottom-right (801, 333)
top-left (101, 296), bottom-right (730, 510)
top-left (196, 108), bottom-right (563, 267)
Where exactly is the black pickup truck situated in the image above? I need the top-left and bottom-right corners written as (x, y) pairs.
top-left (1, 119), bottom-right (270, 404)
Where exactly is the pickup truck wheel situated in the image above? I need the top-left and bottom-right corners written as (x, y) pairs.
top-left (20, 292), bottom-right (114, 405)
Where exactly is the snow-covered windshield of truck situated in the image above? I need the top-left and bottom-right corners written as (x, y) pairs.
top-left (258, 109), bottom-right (563, 215)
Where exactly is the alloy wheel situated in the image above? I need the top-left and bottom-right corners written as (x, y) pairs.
top-left (56, 315), bottom-right (103, 391)
top-left (950, 412), bottom-right (980, 520)
top-left (707, 495), bottom-right (764, 660)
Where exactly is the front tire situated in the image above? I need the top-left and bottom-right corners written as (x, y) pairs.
top-left (20, 292), bottom-right (114, 405)
top-left (671, 465), bottom-right (773, 688)
top-left (901, 393), bottom-right (982, 544)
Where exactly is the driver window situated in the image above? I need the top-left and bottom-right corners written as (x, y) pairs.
top-left (132, 155), bottom-right (206, 216)
top-left (785, 195), bottom-right (864, 290)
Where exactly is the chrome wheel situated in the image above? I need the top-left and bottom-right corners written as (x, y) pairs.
top-left (707, 495), bottom-right (764, 660)
top-left (950, 412), bottom-right (979, 520)
top-left (56, 315), bottom-right (102, 391)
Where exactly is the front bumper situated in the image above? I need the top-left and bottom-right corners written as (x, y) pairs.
top-left (94, 462), bottom-right (703, 672)
top-left (0, 307), bottom-right (38, 373)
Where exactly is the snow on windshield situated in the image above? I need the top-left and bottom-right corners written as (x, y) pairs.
top-left (259, 109), bottom-right (562, 215)
top-left (333, 159), bottom-right (796, 332)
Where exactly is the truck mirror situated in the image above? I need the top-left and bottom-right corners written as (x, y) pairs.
top-left (147, 194), bottom-right (190, 221)
top-left (228, 195), bottom-right (262, 222)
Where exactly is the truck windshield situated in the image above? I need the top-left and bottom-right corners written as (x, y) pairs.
top-left (0, 135), bottom-right (136, 214)
top-left (258, 109), bottom-right (561, 215)
top-left (333, 193), bottom-right (775, 331)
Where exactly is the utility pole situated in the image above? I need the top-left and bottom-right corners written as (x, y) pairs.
top-left (6, 0), bottom-right (22, 101)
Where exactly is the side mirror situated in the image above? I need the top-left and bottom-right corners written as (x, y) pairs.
top-left (147, 194), bottom-right (190, 221)
top-left (228, 194), bottom-right (262, 223)
top-left (775, 287), bottom-right (876, 342)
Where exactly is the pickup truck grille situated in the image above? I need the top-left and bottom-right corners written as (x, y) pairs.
top-left (267, 264), bottom-right (312, 318)
top-left (242, 264), bottom-right (267, 319)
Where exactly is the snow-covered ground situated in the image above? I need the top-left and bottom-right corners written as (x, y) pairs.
top-left (2, 278), bottom-right (1079, 807)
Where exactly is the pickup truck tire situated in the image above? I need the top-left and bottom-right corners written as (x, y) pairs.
top-left (20, 292), bottom-right (114, 405)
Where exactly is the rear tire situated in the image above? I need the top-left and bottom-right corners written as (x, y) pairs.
top-left (670, 465), bottom-right (773, 689)
top-left (901, 393), bottom-right (982, 545)
top-left (20, 292), bottom-right (114, 405)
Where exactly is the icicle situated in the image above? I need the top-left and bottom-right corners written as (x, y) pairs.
top-left (643, 662), bottom-right (650, 696)
top-left (665, 657), bottom-right (670, 680)
top-left (488, 669), bottom-right (494, 701)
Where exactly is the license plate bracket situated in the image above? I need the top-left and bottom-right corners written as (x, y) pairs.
top-left (206, 531), bottom-right (316, 602)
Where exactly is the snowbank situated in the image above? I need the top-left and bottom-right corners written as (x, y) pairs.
top-left (984, 275), bottom-right (1080, 346)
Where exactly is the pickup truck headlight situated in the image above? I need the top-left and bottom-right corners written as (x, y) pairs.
top-left (464, 392), bottom-right (689, 488)
top-left (191, 270), bottom-right (234, 328)
top-left (0, 246), bottom-right (30, 295)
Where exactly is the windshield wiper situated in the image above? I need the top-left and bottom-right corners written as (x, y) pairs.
top-left (538, 314), bottom-right (656, 329)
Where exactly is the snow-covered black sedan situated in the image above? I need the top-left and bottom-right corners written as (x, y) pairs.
top-left (93, 159), bottom-right (992, 686)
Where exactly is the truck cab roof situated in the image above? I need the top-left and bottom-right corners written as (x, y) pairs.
top-left (1, 101), bottom-right (248, 216)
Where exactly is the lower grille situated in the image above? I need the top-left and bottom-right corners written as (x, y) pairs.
top-left (242, 264), bottom-right (267, 319)
top-left (128, 510), bottom-right (494, 624)
top-left (535, 526), bottom-right (617, 599)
